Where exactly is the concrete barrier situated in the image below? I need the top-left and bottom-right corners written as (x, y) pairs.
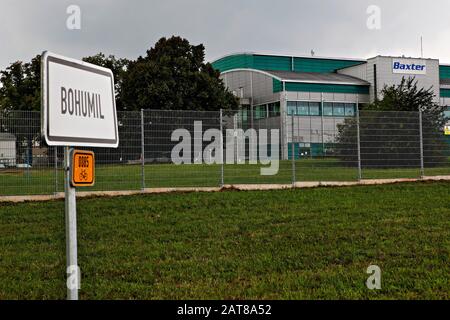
top-left (1, 176), bottom-right (449, 203)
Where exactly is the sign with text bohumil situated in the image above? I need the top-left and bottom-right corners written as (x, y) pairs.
top-left (41, 51), bottom-right (119, 147)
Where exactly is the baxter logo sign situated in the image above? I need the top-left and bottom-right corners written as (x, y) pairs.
top-left (392, 58), bottom-right (427, 75)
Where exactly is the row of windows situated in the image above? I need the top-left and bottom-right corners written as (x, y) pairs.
top-left (242, 102), bottom-right (281, 120)
top-left (242, 104), bottom-right (450, 121)
top-left (288, 101), bottom-right (320, 116)
top-left (287, 101), bottom-right (357, 117)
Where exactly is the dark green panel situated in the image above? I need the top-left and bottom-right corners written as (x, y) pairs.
top-left (212, 54), bottom-right (365, 74)
top-left (293, 58), bottom-right (364, 73)
top-left (440, 89), bottom-right (450, 97)
top-left (253, 55), bottom-right (292, 71)
top-left (273, 79), bottom-right (283, 92)
top-left (285, 82), bottom-right (369, 94)
top-left (211, 54), bottom-right (254, 72)
top-left (439, 65), bottom-right (450, 79)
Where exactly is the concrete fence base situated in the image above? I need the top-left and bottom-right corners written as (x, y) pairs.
top-left (1, 176), bottom-right (449, 203)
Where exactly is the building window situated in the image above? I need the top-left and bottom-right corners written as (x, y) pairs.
top-left (444, 106), bottom-right (450, 120)
top-left (287, 101), bottom-right (357, 117)
top-left (345, 104), bottom-right (356, 116)
top-left (323, 102), bottom-right (333, 116)
top-left (255, 105), bottom-right (267, 119)
top-left (333, 103), bottom-right (345, 116)
top-left (287, 101), bottom-right (297, 115)
top-left (268, 102), bottom-right (281, 117)
top-left (287, 101), bottom-right (321, 116)
top-left (297, 102), bottom-right (309, 116)
top-left (309, 102), bottom-right (320, 116)
top-left (241, 106), bottom-right (248, 122)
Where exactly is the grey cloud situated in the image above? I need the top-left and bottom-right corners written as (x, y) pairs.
top-left (1, 0), bottom-right (450, 70)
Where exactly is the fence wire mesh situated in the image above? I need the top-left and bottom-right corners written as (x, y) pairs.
top-left (0, 108), bottom-right (449, 196)
top-left (289, 113), bottom-right (359, 182)
top-left (143, 109), bottom-right (222, 188)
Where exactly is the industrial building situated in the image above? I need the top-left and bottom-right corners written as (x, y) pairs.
top-left (212, 53), bottom-right (450, 159)
top-left (0, 133), bottom-right (16, 167)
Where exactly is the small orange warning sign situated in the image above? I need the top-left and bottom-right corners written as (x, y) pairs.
top-left (71, 150), bottom-right (95, 187)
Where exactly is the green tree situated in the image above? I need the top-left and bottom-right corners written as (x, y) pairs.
top-left (0, 56), bottom-right (42, 165)
top-left (82, 53), bottom-right (129, 110)
top-left (121, 36), bottom-right (238, 111)
top-left (0, 55), bottom-right (41, 111)
top-left (371, 77), bottom-right (442, 113)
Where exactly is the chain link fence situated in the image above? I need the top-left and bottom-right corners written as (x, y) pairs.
top-left (0, 109), bottom-right (449, 196)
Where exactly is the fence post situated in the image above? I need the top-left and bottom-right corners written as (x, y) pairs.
top-left (140, 109), bottom-right (145, 190)
top-left (321, 93), bottom-right (325, 154)
top-left (220, 109), bottom-right (224, 187)
top-left (54, 146), bottom-right (58, 194)
top-left (419, 110), bottom-right (425, 179)
top-left (291, 114), bottom-right (296, 187)
top-left (356, 106), bottom-right (362, 181)
top-left (283, 108), bottom-right (288, 161)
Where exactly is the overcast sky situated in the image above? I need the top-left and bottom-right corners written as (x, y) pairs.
top-left (2, 0), bottom-right (450, 70)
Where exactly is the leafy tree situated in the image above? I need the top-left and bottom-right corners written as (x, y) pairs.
top-left (336, 77), bottom-right (447, 169)
top-left (121, 36), bottom-right (238, 111)
top-left (82, 53), bottom-right (129, 110)
top-left (371, 77), bottom-right (443, 113)
top-left (81, 39), bottom-right (237, 163)
top-left (119, 36), bottom-right (238, 163)
top-left (0, 55), bottom-right (41, 111)
top-left (0, 55), bottom-right (42, 165)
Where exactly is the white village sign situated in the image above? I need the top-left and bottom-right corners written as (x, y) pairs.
top-left (41, 51), bottom-right (119, 301)
top-left (41, 51), bottom-right (118, 147)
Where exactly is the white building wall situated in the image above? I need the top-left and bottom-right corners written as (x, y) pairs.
top-left (0, 140), bottom-right (16, 166)
top-left (340, 56), bottom-right (441, 103)
top-left (441, 97), bottom-right (450, 106)
top-left (372, 56), bottom-right (440, 103)
top-left (337, 63), bottom-right (368, 82)
top-left (221, 70), bottom-right (281, 106)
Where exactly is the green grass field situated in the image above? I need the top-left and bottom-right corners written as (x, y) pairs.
top-left (0, 181), bottom-right (449, 299)
top-left (1, 159), bottom-right (449, 196)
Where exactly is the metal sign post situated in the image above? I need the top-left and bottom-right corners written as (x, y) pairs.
top-left (41, 51), bottom-right (118, 300)
top-left (64, 147), bottom-right (79, 300)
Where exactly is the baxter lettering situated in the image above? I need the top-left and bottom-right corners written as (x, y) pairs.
top-left (393, 62), bottom-right (425, 71)
top-left (60, 87), bottom-right (105, 119)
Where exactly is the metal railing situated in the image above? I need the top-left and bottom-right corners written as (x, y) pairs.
top-left (0, 109), bottom-right (449, 196)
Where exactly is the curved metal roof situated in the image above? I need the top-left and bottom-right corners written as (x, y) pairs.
top-left (221, 68), bottom-right (370, 86)
top-left (267, 70), bottom-right (370, 86)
